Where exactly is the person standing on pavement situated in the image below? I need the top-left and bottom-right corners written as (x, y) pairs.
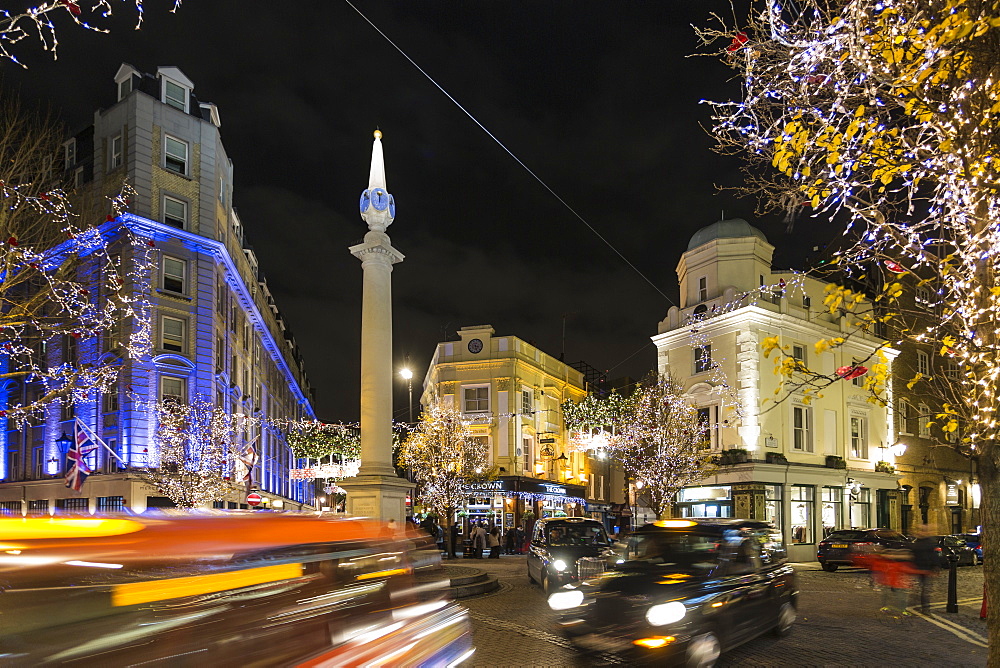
top-left (472, 522), bottom-right (487, 558)
top-left (911, 524), bottom-right (941, 613)
top-left (488, 526), bottom-right (501, 559)
top-left (514, 526), bottom-right (525, 554)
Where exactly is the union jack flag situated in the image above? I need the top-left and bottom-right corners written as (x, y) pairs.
top-left (65, 419), bottom-right (98, 492)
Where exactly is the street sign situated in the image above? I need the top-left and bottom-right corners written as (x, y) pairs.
top-left (246, 493), bottom-right (262, 507)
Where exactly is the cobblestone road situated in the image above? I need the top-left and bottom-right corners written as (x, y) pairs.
top-left (448, 555), bottom-right (987, 667)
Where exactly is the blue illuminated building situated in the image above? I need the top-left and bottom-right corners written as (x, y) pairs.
top-left (0, 65), bottom-right (317, 514)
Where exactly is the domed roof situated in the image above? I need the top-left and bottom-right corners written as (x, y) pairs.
top-left (687, 218), bottom-right (768, 251)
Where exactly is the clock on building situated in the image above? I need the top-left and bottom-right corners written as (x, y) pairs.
top-left (359, 189), bottom-right (371, 213)
top-left (468, 338), bottom-right (483, 354)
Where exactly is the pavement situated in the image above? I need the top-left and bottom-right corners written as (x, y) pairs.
top-left (431, 554), bottom-right (988, 667)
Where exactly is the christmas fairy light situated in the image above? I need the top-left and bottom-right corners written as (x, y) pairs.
top-left (697, 1), bottom-right (1000, 453)
top-left (0, 0), bottom-right (183, 66)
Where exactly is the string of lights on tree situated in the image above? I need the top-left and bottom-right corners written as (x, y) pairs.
top-left (0, 0), bottom-right (183, 66)
top-left (698, 0), bottom-right (1000, 451)
top-left (137, 397), bottom-right (247, 508)
top-left (398, 402), bottom-right (493, 530)
top-left (1, 183), bottom-right (155, 427)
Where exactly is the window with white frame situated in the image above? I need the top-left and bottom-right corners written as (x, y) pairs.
top-left (463, 385), bottom-right (489, 413)
top-left (915, 286), bottom-right (932, 307)
top-left (792, 404), bottom-right (813, 452)
top-left (160, 375), bottom-right (187, 403)
top-left (918, 403), bottom-right (931, 437)
top-left (694, 344), bottom-right (712, 373)
top-left (163, 195), bottom-right (187, 229)
top-left (850, 415), bottom-right (868, 459)
top-left (898, 400), bottom-right (911, 435)
top-left (162, 256), bottom-right (186, 293)
top-left (522, 436), bottom-right (533, 473)
top-left (917, 350), bottom-right (930, 377)
top-left (103, 387), bottom-right (119, 413)
top-left (945, 361), bottom-right (960, 380)
top-left (64, 139), bottom-right (76, 170)
top-left (164, 135), bottom-right (188, 175)
top-left (852, 359), bottom-right (866, 387)
top-left (698, 276), bottom-right (708, 302)
top-left (521, 388), bottom-right (533, 416)
top-left (163, 79), bottom-right (188, 111)
top-left (110, 134), bottom-right (123, 170)
top-left (792, 344), bottom-right (806, 365)
top-left (697, 405), bottom-right (718, 450)
top-left (161, 315), bottom-right (185, 353)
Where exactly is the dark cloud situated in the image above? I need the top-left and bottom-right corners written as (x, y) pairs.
top-left (2, 0), bottom-right (827, 421)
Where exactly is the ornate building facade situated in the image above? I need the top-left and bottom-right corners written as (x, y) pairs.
top-left (652, 219), bottom-right (900, 562)
top-left (0, 65), bottom-right (316, 513)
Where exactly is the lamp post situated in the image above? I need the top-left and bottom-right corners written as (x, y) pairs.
top-left (399, 367), bottom-right (413, 424)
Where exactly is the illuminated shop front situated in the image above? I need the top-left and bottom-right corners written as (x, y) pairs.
top-left (460, 476), bottom-right (586, 533)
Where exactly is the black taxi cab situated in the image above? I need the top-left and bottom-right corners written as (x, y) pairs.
top-left (527, 516), bottom-right (616, 594)
top-left (0, 513), bottom-right (474, 667)
top-left (548, 518), bottom-right (796, 667)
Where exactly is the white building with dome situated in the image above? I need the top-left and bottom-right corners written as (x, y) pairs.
top-left (652, 219), bottom-right (900, 563)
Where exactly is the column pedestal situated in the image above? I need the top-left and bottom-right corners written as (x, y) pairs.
top-left (339, 474), bottom-right (412, 522)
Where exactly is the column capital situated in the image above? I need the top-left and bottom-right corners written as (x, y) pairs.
top-left (350, 230), bottom-right (404, 265)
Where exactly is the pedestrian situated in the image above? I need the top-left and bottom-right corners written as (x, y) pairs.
top-left (488, 526), bottom-right (501, 559)
top-left (472, 522), bottom-right (487, 559)
top-left (436, 523), bottom-right (445, 554)
top-left (379, 518), bottom-right (397, 538)
top-left (911, 524), bottom-right (941, 613)
top-left (449, 523), bottom-right (460, 559)
top-left (872, 548), bottom-right (919, 616)
top-left (504, 526), bottom-right (516, 555)
top-left (514, 526), bottom-right (525, 554)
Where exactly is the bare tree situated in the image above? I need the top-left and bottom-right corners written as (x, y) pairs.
top-left (0, 94), bottom-right (153, 426)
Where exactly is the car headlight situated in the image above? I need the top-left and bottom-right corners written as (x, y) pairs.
top-left (646, 601), bottom-right (686, 626)
top-left (553, 559), bottom-right (568, 572)
top-left (548, 589), bottom-right (585, 611)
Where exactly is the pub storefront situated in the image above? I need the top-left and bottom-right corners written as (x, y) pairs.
top-left (460, 476), bottom-right (587, 536)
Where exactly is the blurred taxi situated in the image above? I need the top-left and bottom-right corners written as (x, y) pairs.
top-left (0, 513), bottom-right (474, 667)
top-left (549, 518), bottom-right (795, 667)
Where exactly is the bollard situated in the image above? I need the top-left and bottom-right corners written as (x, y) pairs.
top-left (947, 553), bottom-right (959, 613)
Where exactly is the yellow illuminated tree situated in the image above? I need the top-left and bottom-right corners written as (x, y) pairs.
top-left (700, 0), bottom-right (1000, 653)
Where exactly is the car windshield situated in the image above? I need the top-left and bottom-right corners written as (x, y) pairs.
top-left (619, 531), bottom-right (720, 573)
top-left (545, 523), bottom-right (609, 547)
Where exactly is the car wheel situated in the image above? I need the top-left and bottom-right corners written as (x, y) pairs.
top-left (686, 630), bottom-right (721, 668)
top-left (821, 563), bottom-right (838, 572)
top-left (542, 570), bottom-right (552, 595)
top-left (774, 601), bottom-right (795, 637)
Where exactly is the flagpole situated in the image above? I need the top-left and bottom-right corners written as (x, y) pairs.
top-left (75, 418), bottom-right (127, 465)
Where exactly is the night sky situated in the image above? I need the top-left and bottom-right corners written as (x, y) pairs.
top-left (3, 1), bottom-right (833, 421)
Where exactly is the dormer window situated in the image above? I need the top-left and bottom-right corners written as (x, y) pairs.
top-left (163, 78), bottom-right (189, 112)
top-left (118, 77), bottom-right (132, 101)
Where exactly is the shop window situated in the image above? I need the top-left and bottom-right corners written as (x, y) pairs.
top-left (765, 484), bottom-right (782, 528)
top-left (851, 488), bottom-right (871, 528)
top-left (27, 499), bottom-right (49, 515)
top-left (822, 487), bottom-right (842, 537)
top-left (790, 485), bottom-right (814, 543)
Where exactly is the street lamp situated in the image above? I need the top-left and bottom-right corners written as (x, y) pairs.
top-left (54, 432), bottom-right (73, 475)
top-left (891, 442), bottom-right (908, 457)
top-left (399, 367), bottom-right (414, 424)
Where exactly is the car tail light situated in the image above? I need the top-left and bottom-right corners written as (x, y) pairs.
top-left (935, 547), bottom-right (942, 552)
top-left (851, 542), bottom-right (873, 551)
top-left (818, 542), bottom-right (829, 548)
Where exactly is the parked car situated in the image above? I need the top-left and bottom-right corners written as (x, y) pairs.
top-left (549, 518), bottom-right (796, 667)
top-left (527, 516), bottom-right (616, 593)
top-left (0, 513), bottom-right (475, 666)
top-left (817, 528), bottom-right (911, 572)
top-left (954, 533), bottom-right (983, 563)
top-left (935, 534), bottom-right (978, 567)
